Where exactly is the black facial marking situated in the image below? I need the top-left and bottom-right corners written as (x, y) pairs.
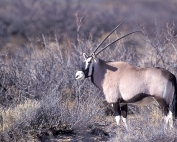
top-left (81, 62), bottom-right (85, 71)
top-left (91, 67), bottom-right (94, 83)
top-left (81, 61), bottom-right (91, 78)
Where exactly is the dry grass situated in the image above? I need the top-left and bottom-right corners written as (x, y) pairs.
top-left (1, 99), bottom-right (40, 131)
top-left (0, 0), bottom-right (177, 141)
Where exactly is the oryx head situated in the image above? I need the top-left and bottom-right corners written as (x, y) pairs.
top-left (75, 53), bottom-right (96, 80)
top-left (75, 21), bottom-right (141, 80)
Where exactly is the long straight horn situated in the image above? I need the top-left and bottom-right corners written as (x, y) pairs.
top-left (91, 21), bottom-right (125, 56)
top-left (95, 30), bottom-right (142, 55)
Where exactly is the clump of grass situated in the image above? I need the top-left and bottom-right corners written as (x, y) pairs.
top-left (1, 99), bottom-right (40, 132)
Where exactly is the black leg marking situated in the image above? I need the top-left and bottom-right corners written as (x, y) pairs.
top-left (154, 96), bottom-right (169, 116)
top-left (112, 102), bottom-right (121, 116)
top-left (121, 104), bottom-right (128, 118)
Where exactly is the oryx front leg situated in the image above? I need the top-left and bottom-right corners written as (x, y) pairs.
top-left (112, 102), bottom-right (121, 125)
top-left (121, 104), bottom-right (128, 130)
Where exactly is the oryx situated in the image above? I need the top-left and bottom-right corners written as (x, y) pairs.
top-left (75, 22), bottom-right (177, 129)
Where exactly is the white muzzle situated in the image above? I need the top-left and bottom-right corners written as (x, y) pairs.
top-left (75, 71), bottom-right (85, 80)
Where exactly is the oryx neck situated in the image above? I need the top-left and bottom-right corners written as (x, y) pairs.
top-left (91, 58), bottom-right (107, 91)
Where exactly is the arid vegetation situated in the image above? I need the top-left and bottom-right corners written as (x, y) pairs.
top-left (0, 0), bottom-right (177, 141)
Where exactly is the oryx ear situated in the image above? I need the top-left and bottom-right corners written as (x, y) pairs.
top-left (83, 53), bottom-right (88, 61)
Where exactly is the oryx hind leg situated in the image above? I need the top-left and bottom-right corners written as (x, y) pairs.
top-left (121, 104), bottom-right (128, 130)
top-left (154, 96), bottom-right (169, 115)
top-left (165, 111), bottom-right (173, 129)
top-left (154, 96), bottom-right (173, 129)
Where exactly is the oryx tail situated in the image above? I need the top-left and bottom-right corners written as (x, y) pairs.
top-left (172, 77), bottom-right (177, 118)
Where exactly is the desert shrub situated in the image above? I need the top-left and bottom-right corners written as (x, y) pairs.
top-left (2, 0), bottom-right (175, 49)
top-left (0, 31), bottom-right (108, 141)
top-left (0, 7), bottom-right (177, 141)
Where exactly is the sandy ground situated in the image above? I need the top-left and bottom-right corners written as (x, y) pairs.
top-left (39, 123), bottom-right (114, 142)
top-left (43, 112), bottom-right (177, 142)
